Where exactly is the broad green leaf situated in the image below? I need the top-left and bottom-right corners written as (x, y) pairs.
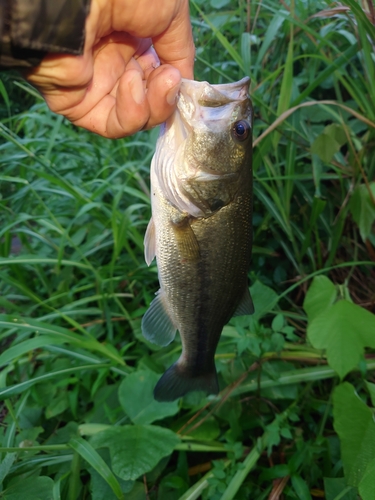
top-left (303, 276), bottom-right (337, 322)
top-left (46, 391), bottom-right (70, 419)
top-left (271, 314), bottom-right (284, 332)
top-left (2, 476), bottom-right (54, 500)
top-left (349, 183), bottom-right (375, 242)
top-left (89, 466), bottom-right (133, 500)
top-left (90, 425), bottom-right (180, 481)
top-left (249, 281), bottom-right (278, 321)
top-left (118, 370), bottom-right (179, 425)
top-left (323, 478), bottom-right (356, 500)
top-left (307, 300), bottom-right (375, 378)
top-left (358, 457), bottom-right (375, 500)
top-left (311, 133), bottom-right (340, 164)
top-left (171, 416), bottom-right (220, 441)
top-left (291, 475), bottom-right (312, 500)
top-left (333, 382), bottom-right (375, 487)
top-left (324, 124), bottom-right (347, 146)
top-left (69, 437), bottom-right (123, 499)
top-left (126, 482), bottom-right (148, 500)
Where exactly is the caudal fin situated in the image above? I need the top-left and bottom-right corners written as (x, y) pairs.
top-left (154, 362), bottom-right (219, 402)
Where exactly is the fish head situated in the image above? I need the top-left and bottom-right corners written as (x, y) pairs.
top-left (153, 77), bottom-right (253, 217)
top-left (179, 77), bottom-right (253, 176)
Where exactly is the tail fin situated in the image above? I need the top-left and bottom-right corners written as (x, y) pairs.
top-left (154, 362), bottom-right (219, 402)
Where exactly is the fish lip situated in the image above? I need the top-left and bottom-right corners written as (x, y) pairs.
top-left (179, 77), bottom-right (251, 106)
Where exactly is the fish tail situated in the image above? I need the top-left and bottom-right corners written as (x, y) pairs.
top-left (154, 362), bottom-right (219, 402)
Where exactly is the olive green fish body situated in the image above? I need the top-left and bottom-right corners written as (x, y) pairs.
top-left (142, 78), bottom-right (253, 401)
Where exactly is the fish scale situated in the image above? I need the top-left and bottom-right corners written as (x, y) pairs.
top-left (142, 77), bottom-right (254, 402)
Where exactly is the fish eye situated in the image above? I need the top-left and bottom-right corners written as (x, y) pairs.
top-left (232, 120), bottom-right (250, 142)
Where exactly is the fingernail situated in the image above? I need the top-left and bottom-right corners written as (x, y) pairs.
top-left (166, 84), bottom-right (180, 106)
top-left (130, 73), bottom-right (145, 104)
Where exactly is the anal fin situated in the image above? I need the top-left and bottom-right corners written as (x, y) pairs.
top-left (142, 290), bottom-right (177, 346)
top-left (233, 287), bottom-right (255, 317)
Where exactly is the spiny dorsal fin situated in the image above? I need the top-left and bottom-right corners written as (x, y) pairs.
top-left (144, 217), bottom-right (156, 266)
top-left (233, 287), bottom-right (255, 317)
top-left (142, 290), bottom-right (177, 346)
top-left (171, 217), bottom-right (200, 261)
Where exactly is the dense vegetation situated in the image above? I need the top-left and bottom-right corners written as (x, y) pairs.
top-left (1, 0), bottom-right (375, 498)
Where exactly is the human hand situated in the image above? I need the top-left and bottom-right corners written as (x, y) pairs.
top-left (26, 0), bottom-right (194, 138)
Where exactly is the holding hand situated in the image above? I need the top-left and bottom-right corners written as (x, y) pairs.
top-left (26, 0), bottom-right (195, 138)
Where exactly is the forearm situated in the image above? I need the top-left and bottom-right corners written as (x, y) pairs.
top-left (0, 0), bottom-right (90, 69)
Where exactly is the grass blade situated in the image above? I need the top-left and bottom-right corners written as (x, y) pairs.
top-left (0, 363), bottom-right (110, 400)
top-left (69, 437), bottom-right (124, 500)
top-left (0, 314), bottom-right (125, 365)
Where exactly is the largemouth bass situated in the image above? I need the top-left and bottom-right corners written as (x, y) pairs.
top-left (142, 77), bottom-right (253, 402)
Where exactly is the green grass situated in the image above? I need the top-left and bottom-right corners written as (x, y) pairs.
top-left (1, 0), bottom-right (375, 499)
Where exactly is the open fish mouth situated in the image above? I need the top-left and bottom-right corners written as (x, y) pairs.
top-left (173, 76), bottom-right (251, 134)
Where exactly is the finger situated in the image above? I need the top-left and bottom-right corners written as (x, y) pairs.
top-left (135, 46), bottom-right (160, 80)
top-left (71, 64), bottom-right (181, 138)
top-left (152, 0), bottom-right (195, 79)
top-left (47, 34), bottom-right (148, 120)
top-left (72, 69), bottom-right (149, 137)
top-left (108, 56), bottom-right (144, 98)
top-left (143, 65), bottom-right (182, 129)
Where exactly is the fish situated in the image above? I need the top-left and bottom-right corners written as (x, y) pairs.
top-left (142, 77), bottom-right (254, 402)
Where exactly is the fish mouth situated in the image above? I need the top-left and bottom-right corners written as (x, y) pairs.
top-left (180, 77), bottom-right (251, 106)
top-left (163, 77), bottom-right (251, 151)
top-left (166, 77), bottom-right (251, 142)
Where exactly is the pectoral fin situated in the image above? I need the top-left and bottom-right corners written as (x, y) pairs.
top-left (144, 217), bottom-right (156, 266)
top-left (142, 290), bottom-right (177, 346)
top-left (172, 217), bottom-right (200, 261)
top-left (233, 287), bottom-right (255, 317)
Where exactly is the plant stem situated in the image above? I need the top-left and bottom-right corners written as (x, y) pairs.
top-left (231, 360), bottom-right (375, 397)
